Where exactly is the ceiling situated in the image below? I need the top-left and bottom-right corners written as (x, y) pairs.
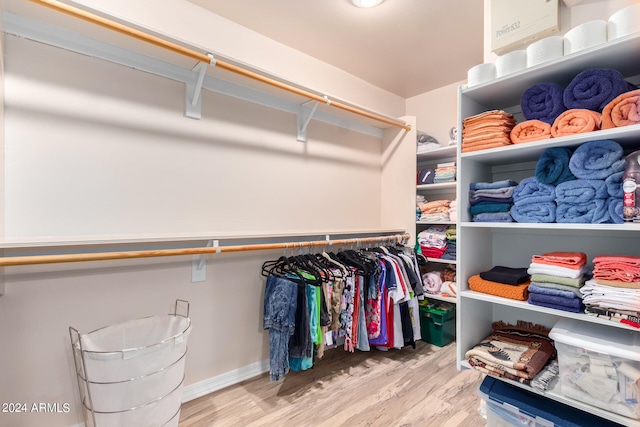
top-left (187, 0), bottom-right (485, 99)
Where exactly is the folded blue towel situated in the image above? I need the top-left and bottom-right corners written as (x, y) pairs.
top-left (528, 294), bottom-right (584, 313)
top-left (472, 212), bottom-right (514, 222)
top-left (605, 171), bottom-right (624, 198)
top-left (470, 196), bottom-right (514, 206)
top-left (469, 202), bottom-right (513, 216)
top-left (521, 82), bottom-right (566, 125)
top-left (513, 177), bottom-right (556, 204)
top-left (568, 139), bottom-right (626, 180)
top-left (535, 147), bottom-right (576, 186)
top-left (555, 179), bottom-right (608, 204)
top-left (556, 200), bottom-right (610, 223)
top-left (469, 180), bottom-right (518, 191)
top-left (563, 68), bottom-right (632, 112)
top-left (528, 283), bottom-right (579, 299)
top-left (510, 202), bottom-right (556, 223)
top-left (607, 196), bottom-right (623, 224)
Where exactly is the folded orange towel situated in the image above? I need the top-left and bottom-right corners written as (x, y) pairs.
top-left (551, 109), bottom-right (601, 137)
top-left (468, 274), bottom-right (529, 300)
top-left (510, 120), bottom-right (552, 144)
top-left (461, 140), bottom-right (513, 153)
top-left (601, 89), bottom-right (640, 129)
top-left (531, 252), bottom-right (587, 269)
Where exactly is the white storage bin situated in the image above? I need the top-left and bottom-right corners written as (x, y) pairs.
top-left (485, 400), bottom-right (553, 427)
top-left (70, 301), bottom-right (192, 427)
top-left (549, 319), bottom-right (640, 420)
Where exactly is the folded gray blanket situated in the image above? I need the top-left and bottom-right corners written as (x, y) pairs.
top-left (568, 139), bottom-right (626, 180)
top-left (528, 283), bottom-right (580, 299)
top-left (530, 281), bottom-right (583, 298)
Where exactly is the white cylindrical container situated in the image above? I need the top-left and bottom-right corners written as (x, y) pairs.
top-left (526, 36), bottom-right (564, 67)
top-left (563, 20), bottom-right (608, 55)
top-left (467, 63), bottom-right (496, 87)
top-left (495, 50), bottom-right (527, 77)
top-left (608, 4), bottom-right (640, 40)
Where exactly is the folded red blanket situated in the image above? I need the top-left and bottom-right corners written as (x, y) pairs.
top-left (510, 120), bottom-right (552, 144)
top-left (551, 109), bottom-right (601, 137)
top-left (593, 255), bottom-right (640, 266)
top-left (531, 252), bottom-right (587, 269)
top-left (593, 255), bottom-right (640, 282)
top-left (601, 89), bottom-right (640, 129)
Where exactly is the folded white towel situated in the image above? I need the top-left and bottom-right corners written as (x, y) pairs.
top-left (528, 263), bottom-right (587, 279)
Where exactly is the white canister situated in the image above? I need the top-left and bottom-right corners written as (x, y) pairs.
top-left (608, 4), bottom-right (640, 40)
top-left (563, 20), bottom-right (608, 55)
top-left (495, 50), bottom-right (527, 77)
top-left (467, 63), bottom-right (496, 87)
top-left (526, 36), bottom-right (564, 67)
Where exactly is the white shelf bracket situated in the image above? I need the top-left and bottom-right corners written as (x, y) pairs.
top-left (192, 239), bottom-right (215, 282)
top-left (296, 100), bottom-right (320, 142)
top-left (185, 53), bottom-right (215, 119)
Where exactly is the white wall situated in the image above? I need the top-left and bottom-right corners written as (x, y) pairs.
top-left (0, 16), bottom-right (407, 427)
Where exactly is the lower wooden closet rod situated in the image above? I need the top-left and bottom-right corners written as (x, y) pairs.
top-left (0, 233), bottom-right (410, 267)
top-left (28, 0), bottom-right (411, 131)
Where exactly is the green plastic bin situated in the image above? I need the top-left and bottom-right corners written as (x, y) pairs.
top-left (419, 302), bottom-right (456, 347)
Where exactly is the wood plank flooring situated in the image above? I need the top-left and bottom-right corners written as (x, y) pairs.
top-left (179, 341), bottom-right (486, 427)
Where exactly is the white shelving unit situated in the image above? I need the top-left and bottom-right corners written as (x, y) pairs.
top-left (416, 139), bottom-right (458, 305)
top-left (456, 33), bottom-right (640, 427)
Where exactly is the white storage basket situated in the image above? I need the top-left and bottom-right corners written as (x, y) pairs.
top-left (70, 300), bottom-right (191, 427)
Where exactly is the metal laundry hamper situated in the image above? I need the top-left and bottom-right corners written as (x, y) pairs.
top-left (69, 300), bottom-right (192, 427)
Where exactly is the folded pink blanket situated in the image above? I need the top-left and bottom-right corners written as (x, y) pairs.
top-left (601, 89), bottom-right (640, 129)
top-left (593, 255), bottom-right (640, 266)
top-left (531, 252), bottom-right (587, 269)
top-left (551, 109), bottom-right (601, 137)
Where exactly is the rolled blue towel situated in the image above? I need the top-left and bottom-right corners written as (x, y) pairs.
top-left (472, 212), bottom-right (514, 222)
top-left (469, 180), bottom-right (518, 191)
top-left (521, 82), bottom-right (566, 125)
top-left (563, 68), bottom-right (632, 112)
top-left (568, 139), bottom-right (626, 180)
top-left (469, 202), bottom-right (513, 216)
top-left (605, 171), bottom-right (624, 198)
top-left (607, 196), bottom-right (624, 224)
top-left (535, 147), bottom-right (576, 186)
top-left (555, 179), bottom-right (608, 204)
top-left (513, 177), bottom-right (556, 204)
top-left (556, 200), bottom-right (610, 224)
top-left (510, 202), bottom-right (556, 223)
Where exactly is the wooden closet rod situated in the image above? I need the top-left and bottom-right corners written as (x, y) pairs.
top-left (30, 0), bottom-right (411, 132)
top-left (0, 233), bottom-right (410, 267)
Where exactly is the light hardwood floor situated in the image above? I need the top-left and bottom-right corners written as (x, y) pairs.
top-left (179, 341), bottom-right (486, 427)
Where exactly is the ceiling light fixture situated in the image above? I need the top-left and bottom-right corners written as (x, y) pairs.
top-left (351, 0), bottom-right (385, 8)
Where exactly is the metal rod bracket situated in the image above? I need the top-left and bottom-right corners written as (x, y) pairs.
top-left (192, 239), bottom-right (215, 282)
top-left (296, 100), bottom-right (320, 142)
top-left (185, 53), bottom-right (214, 119)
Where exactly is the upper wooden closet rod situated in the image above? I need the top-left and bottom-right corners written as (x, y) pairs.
top-left (0, 233), bottom-right (410, 267)
top-left (30, 0), bottom-right (411, 132)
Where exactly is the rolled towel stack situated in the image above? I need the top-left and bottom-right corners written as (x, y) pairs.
top-left (461, 110), bottom-right (516, 153)
top-left (563, 68), bottom-right (634, 113)
top-left (556, 139), bottom-right (626, 224)
top-left (551, 109), bottom-right (602, 138)
top-left (510, 177), bottom-right (556, 223)
top-left (509, 120), bottom-right (551, 144)
top-left (527, 252), bottom-right (587, 313)
top-left (535, 147), bottom-right (576, 186)
top-left (521, 82), bottom-right (566, 125)
top-left (602, 88), bottom-right (640, 129)
top-left (469, 180), bottom-right (518, 222)
top-left (418, 199), bottom-right (451, 223)
top-left (417, 225), bottom-right (449, 258)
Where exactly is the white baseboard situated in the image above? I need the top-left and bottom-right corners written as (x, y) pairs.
top-left (181, 359), bottom-right (270, 403)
